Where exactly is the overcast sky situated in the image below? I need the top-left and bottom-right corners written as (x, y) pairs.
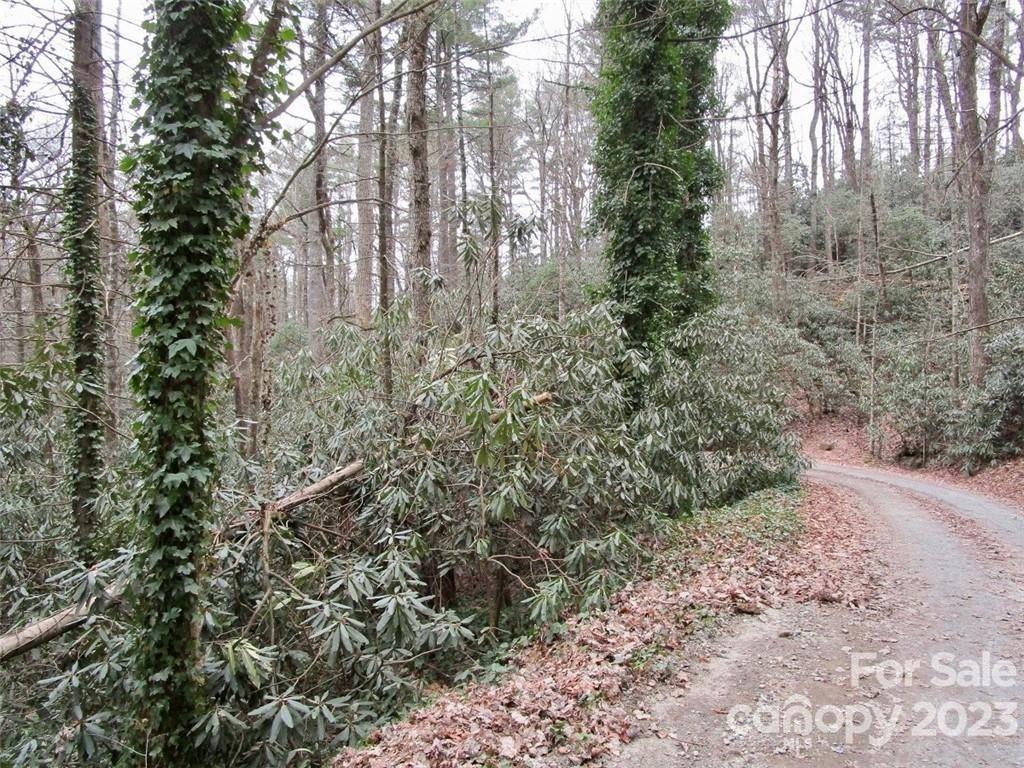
top-left (4, 0), bottom-right (1008, 198)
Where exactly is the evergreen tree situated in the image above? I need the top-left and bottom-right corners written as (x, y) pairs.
top-left (592, 0), bottom-right (730, 357)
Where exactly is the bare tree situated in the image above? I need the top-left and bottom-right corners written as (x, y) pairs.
top-left (955, 0), bottom-right (1006, 385)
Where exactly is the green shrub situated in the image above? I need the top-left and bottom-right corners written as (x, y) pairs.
top-left (1, 298), bottom-right (806, 767)
top-left (873, 344), bottom-right (957, 464)
top-left (947, 328), bottom-right (1024, 471)
top-left (638, 308), bottom-right (805, 511)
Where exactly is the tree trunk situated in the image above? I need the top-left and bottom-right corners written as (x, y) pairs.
top-left (103, 0), bottom-right (124, 444)
top-left (127, 0), bottom-right (285, 755)
top-left (896, 14), bottom-right (921, 175)
top-left (486, 25), bottom-right (500, 327)
top-left (247, 248), bottom-right (276, 459)
top-left (310, 1), bottom-right (338, 319)
top-left (1008, 16), bottom-right (1024, 154)
top-left (764, 9), bottom-right (788, 312)
top-left (407, 11), bottom-right (432, 333)
top-left (376, 3), bottom-right (403, 397)
top-left (809, 0), bottom-right (822, 266)
top-left (923, 15), bottom-right (935, 205)
top-left (436, 27), bottom-right (459, 288)
top-left (454, 9), bottom-right (470, 252)
top-left (66, 0), bottom-right (106, 564)
top-left (957, 0), bottom-right (1004, 386)
top-left (23, 220), bottom-right (46, 337)
top-left (355, 43), bottom-right (376, 326)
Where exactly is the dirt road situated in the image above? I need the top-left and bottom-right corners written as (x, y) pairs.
top-left (601, 462), bottom-right (1024, 767)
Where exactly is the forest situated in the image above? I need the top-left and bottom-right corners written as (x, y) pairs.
top-left (0, 0), bottom-right (1022, 765)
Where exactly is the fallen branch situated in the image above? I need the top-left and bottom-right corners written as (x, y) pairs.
top-left (0, 578), bottom-right (126, 664)
top-left (269, 458), bottom-right (365, 520)
top-left (807, 230), bottom-right (1024, 282)
top-left (905, 314), bottom-right (1024, 346)
top-left (0, 392), bottom-right (554, 664)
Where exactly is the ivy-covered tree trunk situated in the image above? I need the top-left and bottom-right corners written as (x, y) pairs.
top-left (129, 1), bottom-right (249, 761)
top-left (592, 0), bottom-right (729, 359)
top-left (65, 0), bottom-right (106, 564)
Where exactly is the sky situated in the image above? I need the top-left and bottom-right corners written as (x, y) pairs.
top-left (2, 0), bottom-right (594, 151)
top-left (500, 0), bottom-right (595, 80)
top-left (3, 0), bottom-right (1004, 202)
top-left (1, 0), bottom-right (592, 97)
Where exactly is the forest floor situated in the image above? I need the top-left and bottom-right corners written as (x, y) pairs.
top-left (337, 482), bottom-right (880, 767)
top-left (336, 443), bottom-right (1024, 767)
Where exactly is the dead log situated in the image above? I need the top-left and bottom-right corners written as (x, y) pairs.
top-left (0, 578), bottom-right (126, 664)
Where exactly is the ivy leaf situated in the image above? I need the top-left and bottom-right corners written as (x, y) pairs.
top-left (167, 338), bottom-right (198, 358)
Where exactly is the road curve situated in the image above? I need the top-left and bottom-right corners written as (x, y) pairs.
top-left (604, 462), bottom-right (1024, 768)
top-left (810, 461), bottom-right (1024, 551)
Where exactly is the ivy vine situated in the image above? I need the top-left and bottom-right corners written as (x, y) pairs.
top-left (64, 78), bottom-right (104, 564)
top-left (592, 0), bottom-right (730, 364)
top-left (126, 1), bottom-right (252, 761)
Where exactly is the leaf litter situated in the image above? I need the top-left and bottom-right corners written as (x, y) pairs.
top-left (335, 482), bottom-right (880, 767)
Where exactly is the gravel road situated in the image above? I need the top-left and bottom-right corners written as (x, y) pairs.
top-left (601, 462), bottom-right (1024, 767)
